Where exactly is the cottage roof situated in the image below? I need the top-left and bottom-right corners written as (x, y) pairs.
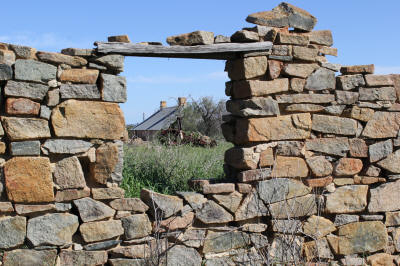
top-left (133, 106), bottom-right (181, 131)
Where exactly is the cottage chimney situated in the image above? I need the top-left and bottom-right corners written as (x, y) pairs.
top-left (178, 97), bottom-right (187, 107)
top-left (160, 101), bottom-right (167, 110)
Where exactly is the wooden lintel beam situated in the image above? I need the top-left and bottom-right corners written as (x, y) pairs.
top-left (95, 42), bottom-right (273, 60)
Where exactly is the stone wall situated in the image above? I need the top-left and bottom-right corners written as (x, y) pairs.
top-left (0, 2), bottom-right (399, 266)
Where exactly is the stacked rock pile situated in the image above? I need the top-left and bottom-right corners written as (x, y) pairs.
top-left (0, 2), bottom-right (400, 265)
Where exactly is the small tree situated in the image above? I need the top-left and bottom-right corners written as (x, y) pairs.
top-left (181, 96), bottom-right (226, 138)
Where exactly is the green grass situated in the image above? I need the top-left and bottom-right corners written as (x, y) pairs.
top-left (121, 141), bottom-right (233, 197)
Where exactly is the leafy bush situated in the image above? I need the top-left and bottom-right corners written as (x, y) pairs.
top-left (121, 141), bottom-right (232, 197)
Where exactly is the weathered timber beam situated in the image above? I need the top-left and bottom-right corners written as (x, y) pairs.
top-left (95, 42), bottom-right (273, 60)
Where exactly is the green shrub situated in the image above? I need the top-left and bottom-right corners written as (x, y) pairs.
top-left (121, 141), bottom-right (232, 197)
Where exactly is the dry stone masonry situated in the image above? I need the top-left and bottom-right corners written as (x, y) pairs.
top-left (0, 2), bottom-right (399, 265)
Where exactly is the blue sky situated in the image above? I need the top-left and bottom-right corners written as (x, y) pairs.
top-left (1, 1), bottom-right (400, 124)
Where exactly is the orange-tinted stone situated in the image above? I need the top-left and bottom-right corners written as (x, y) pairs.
top-left (334, 158), bottom-right (363, 177)
top-left (304, 176), bottom-right (333, 188)
top-left (4, 157), bottom-right (54, 203)
top-left (6, 98), bottom-right (40, 115)
top-left (51, 100), bottom-right (125, 140)
top-left (59, 69), bottom-right (99, 84)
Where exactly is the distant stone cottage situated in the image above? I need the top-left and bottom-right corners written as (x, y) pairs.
top-left (131, 97), bottom-right (186, 140)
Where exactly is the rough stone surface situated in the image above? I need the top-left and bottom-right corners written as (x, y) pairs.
top-left (167, 31), bottom-right (214, 46)
top-left (276, 93), bottom-right (335, 103)
top-left (362, 112), bottom-right (400, 138)
top-left (51, 100), bottom-right (126, 140)
top-left (60, 84), bottom-right (100, 99)
top-left (42, 139), bottom-right (93, 154)
top-left (80, 220), bottom-right (124, 243)
top-left (54, 156), bottom-right (86, 189)
top-left (269, 234), bottom-right (304, 263)
top-left (304, 176), bottom-right (333, 188)
top-left (349, 138), bottom-right (368, 158)
top-left (74, 197), bottom-right (115, 222)
top-left (377, 149), bottom-right (400, 173)
top-left (15, 204), bottom-right (56, 215)
top-left (341, 64), bottom-right (374, 75)
top-left (305, 68), bottom-right (335, 90)
top-left (92, 187), bottom-right (125, 200)
top-left (165, 245), bottom-right (202, 266)
top-left (350, 106), bottom-right (374, 122)
top-left (283, 63), bottom-right (318, 78)
top-left (310, 30), bottom-right (333, 46)
top-left (235, 189), bottom-right (269, 221)
top-left (4, 80), bottom-right (49, 100)
top-left (386, 211), bottom-right (400, 226)
top-left (141, 189), bottom-right (183, 218)
top-left (365, 74), bottom-right (394, 87)
top-left (312, 114), bottom-right (357, 135)
top-left (231, 30), bottom-right (259, 42)
top-left (121, 214), bottom-right (152, 240)
top-left (276, 141), bottom-right (303, 156)
top-left (246, 2), bottom-right (317, 31)
top-left (336, 74), bottom-right (365, 90)
top-left (59, 250), bottom-right (108, 266)
top-left (55, 188), bottom-right (90, 202)
top-left (203, 183), bottom-right (235, 194)
top-left (303, 215), bottom-right (336, 239)
top-left (27, 213), bottom-right (79, 246)
top-left (59, 69), bottom-right (99, 84)
top-left (286, 103), bottom-right (324, 113)
top-left (100, 73), bottom-right (127, 103)
top-left (271, 156), bottom-right (308, 178)
top-left (109, 198), bottom-right (149, 212)
top-left (290, 78), bottom-right (306, 92)
top-left (2, 250), bottom-right (57, 266)
top-left (176, 192), bottom-right (206, 211)
top-left (210, 192), bottom-right (242, 213)
top-left (93, 54), bottom-right (124, 72)
top-left (303, 238), bottom-right (334, 261)
top-left (226, 97), bottom-right (280, 117)
top-left (90, 142), bottom-right (123, 184)
top-left (235, 113), bottom-right (312, 144)
top-left (369, 139), bottom-right (393, 163)
top-left (203, 231), bottom-right (250, 254)
top-left (40, 105), bottom-right (51, 119)
top-left (334, 158), bottom-right (363, 176)
top-left (257, 178), bottom-right (311, 204)
top-left (335, 91), bottom-right (359, 105)
top-left (225, 56), bottom-right (268, 81)
top-left (306, 156), bottom-right (333, 177)
top-left (2, 117), bottom-right (51, 141)
top-left (10, 141), bottom-right (40, 156)
top-left (231, 79), bottom-right (288, 99)
top-left (277, 32), bottom-right (309, 45)
top-left (305, 137), bottom-right (350, 156)
top-left (359, 87), bottom-right (396, 101)
top-left (196, 200), bottom-right (233, 224)
top-left (14, 59), bottom-right (56, 83)
top-left (6, 97), bottom-right (40, 115)
top-left (4, 157), bottom-right (54, 203)
top-left (237, 168), bottom-right (271, 182)
top-left (0, 216), bottom-right (26, 249)
top-left (325, 185), bottom-right (368, 213)
top-left (330, 221), bottom-right (387, 255)
top-left (334, 214), bottom-right (359, 226)
top-left (268, 60), bottom-right (283, 79)
top-left (369, 180), bottom-right (400, 212)
top-left (269, 194), bottom-right (317, 219)
top-left (36, 51), bottom-right (87, 67)
top-left (292, 46), bottom-right (318, 61)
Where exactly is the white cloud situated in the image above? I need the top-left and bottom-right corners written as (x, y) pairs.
top-left (374, 66), bottom-right (400, 75)
top-left (0, 32), bottom-right (91, 51)
top-left (127, 71), bottom-right (228, 84)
